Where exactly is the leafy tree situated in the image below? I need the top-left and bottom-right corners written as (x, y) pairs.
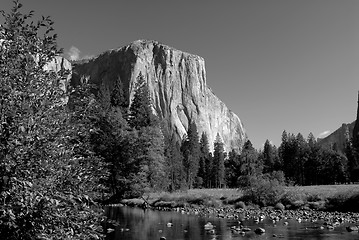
top-left (181, 121), bottom-right (200, 189)
top-left (0, 2), bottom-right (107, 239)
top-left (213, 133), bottom-right (225, 188)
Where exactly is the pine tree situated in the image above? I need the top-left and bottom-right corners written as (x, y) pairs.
top-left (164, 134), bottom-right (185, 191)
top-left (126, 72), bottom-right (166, 191)
top-left (181, 121), bottom-right (200, 189)
top-left (128, 72), bottom-right (156, 129)
top-left (225, 149), bottom-right (241, 187)
top-left (262, 140), bottom-right (277, 173)
top-left (198, 132), bottom-right (210, 188)
top-left (213, 133), bottom-right (225, 188)
top-left (345, 139), bottom-right (359, 182)
top-left (110, 75), bottom-right (127, 110)
top-left (240, 140), bottom-right (261, 176)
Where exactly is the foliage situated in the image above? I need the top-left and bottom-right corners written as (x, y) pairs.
top-left (261, 139), bottom-right (280, 173)
top-left (164, 134), bottom-right (186, 191)
top-left (197, 132), bottom-right (211, 188)
top-left (128, 72), bottom-right (156, 129)
top-left (181, 121), bottom-right (200, 189)
top-left (225, 149), bottom-right (241, 188)
top-left (212, 133), bottom-right (225, 188)
top-left (0, 2), bottom-right (107, 239)
top-left (279, 131), bottom-right (349, 185)
top-left (239, 140), bottom-right (262, 176)
top-left (239, 174), bottom-right (285, 207)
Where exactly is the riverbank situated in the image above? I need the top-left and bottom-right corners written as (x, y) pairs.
top-left (117, 185), bottom-right (359, 213)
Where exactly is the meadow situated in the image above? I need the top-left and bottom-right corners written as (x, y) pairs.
top-left (125, 184), bottom-right (359, 212)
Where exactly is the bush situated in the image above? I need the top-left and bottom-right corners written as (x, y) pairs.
top-left (234, 201), bottom-right (246, 209)
top-left (239, 174), bottom-right (285, 207)
top-left (274, 202), bottom-right (285, 211)
top-left (280, 188), bottom-right (309, 207)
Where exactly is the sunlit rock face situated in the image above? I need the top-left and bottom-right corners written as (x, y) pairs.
top-left (318, 122), bottom-right (355, 152)
top-left (71, 40), bottom-right (246, 152)
top-left (44, 56), bottom-right (72, 91)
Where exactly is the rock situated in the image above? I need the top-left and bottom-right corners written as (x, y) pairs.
top-left (318, 122), bottom-right (355, 152)
top-left (346, 226), bottom-right (358, 232)
top-left (254, 227), bottom-right (266, 234)
top-left (44, 56), bottom-right (72, 103)
top-left (71, 40), bottom-right (246, 152)
top-left (241, 227), bottom-right (251, 232)
top-left (204, 222), bottom-right (214, 230)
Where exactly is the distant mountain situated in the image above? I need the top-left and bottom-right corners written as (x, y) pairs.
top-left (317, 121), bottom-right (355, 152)
top-left (70, 40), bottom-right (247, 152)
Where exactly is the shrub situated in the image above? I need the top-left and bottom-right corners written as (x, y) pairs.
top-left (234, 201), bottom-right (246, 209)
top-left (274, 202), bottom-right (285, 211)
top-left (239, 174), bottom-right (285, 207)
top-left (281, 188), bottom-right (309, 207)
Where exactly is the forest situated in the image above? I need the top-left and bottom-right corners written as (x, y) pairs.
top-left (1, 1), bottom-right (359, 239)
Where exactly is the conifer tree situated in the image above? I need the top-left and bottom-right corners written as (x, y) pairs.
top-left (181, 121), bottom-right (200, 189)
top-left (127, 72), bottom-right (166, 191)
top-left (164, 134), bottom-right (185, 191)
top-left (225, 149), bottom-right (241, 187)
top-left (240, 140), bottom-right (261, 176)
top-left (262, 139), bottom-right (278, 173)
top-left (128, 72), bottom-right (156, 129)
top-left (213, 133), bottom-right (225, 188)
top-left (198, 132), bottom-right (210, 188)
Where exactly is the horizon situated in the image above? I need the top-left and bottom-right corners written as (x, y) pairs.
top-left (2, 0), bottom-right (359, 149)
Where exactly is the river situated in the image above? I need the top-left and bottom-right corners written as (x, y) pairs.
top-left (104, 206), bottom-right (359, 240)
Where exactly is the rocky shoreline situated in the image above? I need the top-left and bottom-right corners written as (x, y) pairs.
top-left (110, 199), bottom-right (359, 234)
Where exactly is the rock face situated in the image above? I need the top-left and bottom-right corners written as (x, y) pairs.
top-left (44, 56), bottom-right (72, 93)
top-left (318, 121), bottom-right (355, 152)
top-left (71, 40), bottom-right (246, 152)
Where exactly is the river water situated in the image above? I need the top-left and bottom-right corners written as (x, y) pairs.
top-left (104, 206), bottom-right (359, 240)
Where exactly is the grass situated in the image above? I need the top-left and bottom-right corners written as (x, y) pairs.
top-left (123, 184), bottom-right (359, 212)
top-left (285, 184), bottom-right (359, 199)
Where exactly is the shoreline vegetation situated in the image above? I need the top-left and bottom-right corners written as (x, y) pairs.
top-left (117, 185), bottom-right (359, 214)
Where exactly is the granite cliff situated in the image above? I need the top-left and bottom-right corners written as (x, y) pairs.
top-left (318, 121), bottom-right (355, 152)
top-left (70, 40), bottom-right (246, 152)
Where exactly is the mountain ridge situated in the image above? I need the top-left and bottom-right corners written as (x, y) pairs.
top-left (70, 39), bottom-right (247, 152)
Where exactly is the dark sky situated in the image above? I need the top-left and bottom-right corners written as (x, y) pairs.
top-left (2, 0), bottom-right (359, 149)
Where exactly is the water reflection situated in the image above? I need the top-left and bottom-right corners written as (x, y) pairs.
top-left (105, 206), bottom-right (359, 240)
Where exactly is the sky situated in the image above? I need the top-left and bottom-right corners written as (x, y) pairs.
top-left (2, 0), bottom-right (359, 149)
